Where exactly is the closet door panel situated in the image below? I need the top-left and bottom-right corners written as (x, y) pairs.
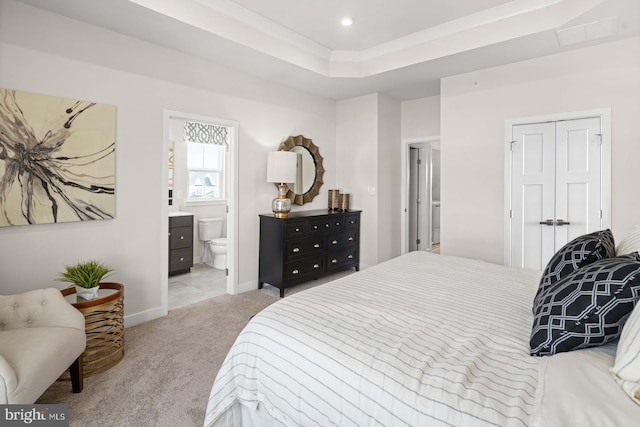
top-left (555, 117), bottom-right (602, 249)
top-left (511, 122), bottom-right (556, 269)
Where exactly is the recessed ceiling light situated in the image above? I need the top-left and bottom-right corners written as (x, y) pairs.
top-left (341, 17), bottom-right (354, 27)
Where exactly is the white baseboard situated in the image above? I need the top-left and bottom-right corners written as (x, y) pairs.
top-left (237, 280), bottom-right (259, 294)
top-left (124, 306), bottom-right (166, 328)
top-left (126, 270), bottom-right (365, 327)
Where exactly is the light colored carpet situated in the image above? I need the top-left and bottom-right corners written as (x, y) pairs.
top-left (36, 273), bottom-right (351, 427)
top-left (37, 289), bottom-right (279, 427)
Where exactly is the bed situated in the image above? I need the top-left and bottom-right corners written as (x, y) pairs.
top-left (204, 250), bottom-right (640, 426)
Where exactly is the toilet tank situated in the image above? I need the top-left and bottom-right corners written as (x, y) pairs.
top-left (198, 218), bottom-right (223, 241)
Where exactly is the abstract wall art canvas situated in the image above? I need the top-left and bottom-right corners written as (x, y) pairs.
top-left (0, 88), bottom-right (116, 227)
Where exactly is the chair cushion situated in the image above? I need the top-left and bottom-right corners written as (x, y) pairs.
top-left (0, 327), bottom-right (85, 404)
top-left (0, 354), bottom-right (17, 405)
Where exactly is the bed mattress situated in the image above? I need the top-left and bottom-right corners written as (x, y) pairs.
top-left (204, 251), bottom-right (640, 426)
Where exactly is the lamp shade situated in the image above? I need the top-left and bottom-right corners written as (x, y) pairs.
top-left (267, 151), bottom-right (297, 183)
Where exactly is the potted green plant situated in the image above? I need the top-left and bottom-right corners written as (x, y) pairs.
top-left (58, 260), bottom-right (113, 300)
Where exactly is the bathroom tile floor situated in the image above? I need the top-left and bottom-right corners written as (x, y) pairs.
top-left (168, 263), bottom-right (226, 310)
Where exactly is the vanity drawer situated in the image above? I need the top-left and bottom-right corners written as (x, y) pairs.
top-left (169, 226), bottom-right (193, 249)
top-left (170, 247), bottom-right (193, 272)
top-left (327, 231), bottom-right (358, 249)
top-left (169, 215), bottom-right (192, 228)
top-left (326, 248), bottom-right (358, 271)
top-left (284, 256), bottom-right (324, 280)
top-left (286, 238), bottom-right (324, 258)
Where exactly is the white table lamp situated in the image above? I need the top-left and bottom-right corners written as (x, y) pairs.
top-left (267, 150), bottom-right (297, 218)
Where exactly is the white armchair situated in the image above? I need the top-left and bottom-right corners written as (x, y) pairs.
top-left (0, 288), bottom-right (86, 404)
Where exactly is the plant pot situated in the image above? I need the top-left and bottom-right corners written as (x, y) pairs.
top-left (74, 285), bottom-right (100, 300)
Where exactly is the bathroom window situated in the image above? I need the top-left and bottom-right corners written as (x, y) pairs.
top-left (184, 121), bottom-right (228, 202)
top-left (187, 141), bottom-right (225, 201)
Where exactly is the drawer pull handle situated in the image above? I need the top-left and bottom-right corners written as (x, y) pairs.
top-left (292, 269), bottom-right (299, 275)
top-left (350, 220), bottom-right (355, 224)
top-left (295, 228), bottom-right (300, 232)
top-left (336, 222), bottom-right (341, 226)
top-left (293, 248), bottom-right (300, 253)
top-left (313, 264), bottom-right (319, 268)
top-left (332, 240), bottom-right (338, 244)
top-left (348, 237), bottom-right (354, 241)
top-left (313, 225), bottom-right (318, 230)
top-left (348, 255), bottom-right (354, 259)
top-left (325, 224), bottom-right (330, 228)
top-left (180, 257), bottom-right (184, 261)
top-left (314, 243), bottom-right (320, 248)
top-left (180, 236), bottom-right (184, 240)
top-left (332, 259), bottom-right (338, 264)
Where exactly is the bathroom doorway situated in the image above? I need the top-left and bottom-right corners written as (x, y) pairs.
top-left (400, 137), bottom-right (441, 254)
top-left (161, 110), bottom-right (238, 313)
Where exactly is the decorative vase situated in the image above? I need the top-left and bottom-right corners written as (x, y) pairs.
top-left (74, 285), bottom-right (100, 300)
top-left (328, 189), bottom-right (340, 210)
top-left (339, 193), bottom-right (350, 211)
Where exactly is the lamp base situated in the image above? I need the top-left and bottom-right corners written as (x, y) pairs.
top-left (272, 183), bottom-right (291, 218)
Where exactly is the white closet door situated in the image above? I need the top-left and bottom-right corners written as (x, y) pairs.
top-left (511, 122), bottom-right (556, 270)
top-left (554, 117), bottom-right (602, 248)
top-left (510, 117), bottom-right (602, 270)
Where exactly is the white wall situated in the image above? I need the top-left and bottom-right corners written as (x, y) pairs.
top-left (377, 94), bottom-right (401, 262)
top-left (440, 37), bottom-right (640, 264)
top-left (401, 96), bottom-right (441, 139)
top-left (336, 94), bottom-right (379, 267)
top-left (336, 93), bottom-right (402, 267)
top-left (0, 0), bottom-right (336, 325)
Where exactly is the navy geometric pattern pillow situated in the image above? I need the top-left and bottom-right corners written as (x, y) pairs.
top-left (534, 229), bottom-right (615, 308)
top-left (530, 253), bottom-right (640, 356)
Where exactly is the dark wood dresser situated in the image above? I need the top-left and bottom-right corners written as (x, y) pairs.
top-left (169, 213), bottom-right (194, 275)
top-left (259, 209), bottom-right (361, 297)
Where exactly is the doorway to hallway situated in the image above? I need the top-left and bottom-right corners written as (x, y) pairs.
top-left (401, 137), bottom-right (441, 254)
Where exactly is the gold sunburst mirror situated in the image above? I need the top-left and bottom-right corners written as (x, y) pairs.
top-left (277, 135), bottom-right (324, 206)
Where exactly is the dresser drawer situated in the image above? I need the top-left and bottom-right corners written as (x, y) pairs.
top-left (285, 256), bottom-right (324, 280)
top-left (169, 226), bottom-right (193, 249)
top-left (326, 248), bottom-right (358, 271)
top-left (286, 238), bottom-right (324, 258)
top-left (345, 214), bottom-right (360, 229)
top-left (309, 218), bottom-right (332, 233)
top-left (330, 216), bottom-right (345, 231)
top-left (170, 247), bottom-right (193, 271)
top-left (327, 231), bottom-right (358, 249)
top-left (286, 221), bottom-right (307, 238)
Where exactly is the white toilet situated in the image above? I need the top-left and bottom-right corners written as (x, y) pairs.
top-left (198, 217), bottom-right (227, 270)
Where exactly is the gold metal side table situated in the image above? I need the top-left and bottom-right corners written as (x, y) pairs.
top-left (61, 282), bottom-right (125, 377)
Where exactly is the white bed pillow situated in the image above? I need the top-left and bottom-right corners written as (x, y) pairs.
top-left (611, 302), bottom-right (640, 404)
top-left (617, 224), bottom-right (640, 256)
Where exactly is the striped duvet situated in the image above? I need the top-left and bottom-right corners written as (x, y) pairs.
top-left (204, 251), bottom-right (543, 426)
